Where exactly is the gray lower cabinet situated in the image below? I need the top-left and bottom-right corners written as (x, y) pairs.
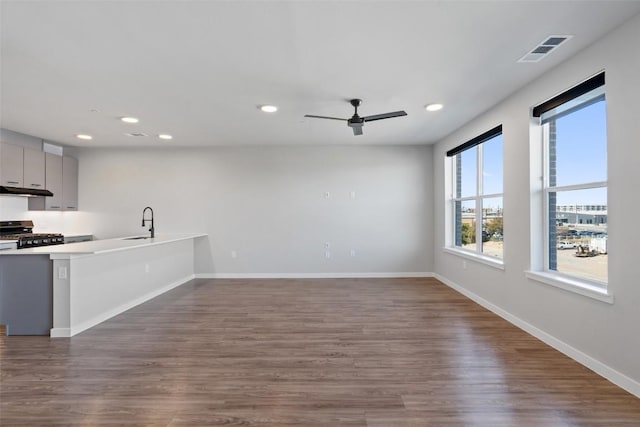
top-left (0, 255), bottom-right (53, 335)
top-left (64, 235), bottom-right (93, 243)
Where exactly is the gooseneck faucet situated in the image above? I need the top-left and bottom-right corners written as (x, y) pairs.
top-left (142, 206), bottom-right (155, 238)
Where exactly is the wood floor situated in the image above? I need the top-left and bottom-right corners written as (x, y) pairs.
top-left (1, 278), bottom-right (639, 426)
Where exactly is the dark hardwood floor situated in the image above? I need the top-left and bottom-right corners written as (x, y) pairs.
top-left (1, 277), bottom-right (639, 426)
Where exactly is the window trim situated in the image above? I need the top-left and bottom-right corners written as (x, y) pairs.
top-left (443, 247), bottom-right (505, 270)
top-left (532, 73), bottom-right (609, 294)
top-left (525, 270), bottom-right (613, 304)
top-left (449, 126), bottom-right (504, 262)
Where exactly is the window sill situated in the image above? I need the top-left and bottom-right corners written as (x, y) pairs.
top-left (525, 271), bottom-right (613, 304)
top-left (442, 247), bottom-right (505, 270)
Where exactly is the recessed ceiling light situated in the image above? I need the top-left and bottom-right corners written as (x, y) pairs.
top-left (76, 134), bottom-right (93, 140)
top-left (260, 105), bottom-right (278, 113)
top-left (121, 117), bottom-right (139, 123)
top-left (158, 134), bottom-right (173, 140)
top-left (425, 103), bottom-right (443, 112)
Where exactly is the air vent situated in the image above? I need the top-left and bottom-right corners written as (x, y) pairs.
top-left (518, 35), bottom-right (572, 63)
top-left (124, 132), bottom-right (148, 137)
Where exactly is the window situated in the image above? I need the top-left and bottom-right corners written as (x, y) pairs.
top-left (535, 72), bottom-right (607, 286)
top-left (448, 125), bottom-right (503, 260)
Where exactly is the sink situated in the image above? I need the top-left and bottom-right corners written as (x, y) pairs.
top-left (122, 236), bottom-right (152, 240)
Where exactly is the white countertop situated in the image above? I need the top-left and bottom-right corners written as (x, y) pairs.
top-left (0, 233), bottom-right (207, 256)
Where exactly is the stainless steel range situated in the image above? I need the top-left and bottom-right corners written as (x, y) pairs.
top-left (0, 220), bottom-right (64, 249)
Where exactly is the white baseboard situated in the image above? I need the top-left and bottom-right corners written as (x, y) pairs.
top-left (49, 327), bottom-right (71, 338)
top-left (433, 273), bottom-right (640, 399)
top-left (195, 272), bottom-right (434, 279)
top-left (63, 274), bottom-right (196, 338)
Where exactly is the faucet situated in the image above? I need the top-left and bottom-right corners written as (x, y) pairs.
top-left (141, 207), bottom-right (155, 238)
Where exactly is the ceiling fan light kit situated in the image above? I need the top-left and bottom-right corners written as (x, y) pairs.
top-left (305, 99), bottom-right (407, 136)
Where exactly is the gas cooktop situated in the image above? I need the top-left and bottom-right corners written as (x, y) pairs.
top-left (0, 220), bottom-right (64, 249)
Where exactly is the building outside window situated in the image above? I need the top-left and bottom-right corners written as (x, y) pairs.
top-left (534, 72), bottom-right (607, 285)
top-left (448, 125), bottom-right (503, 260)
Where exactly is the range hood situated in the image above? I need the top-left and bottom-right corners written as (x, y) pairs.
top-left (0, 186), bottom-right (54, 197)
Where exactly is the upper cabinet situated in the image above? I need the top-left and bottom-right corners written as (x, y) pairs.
top-left (62, 156), bottom-right (78, 211)
top-left (29, 153), bottom-right (64, 210)
top-left (0, 142), bottom-right (79, 210)
top-left (0, 142), bottom-right (24, 187)
top-left (23, 148), bottom-right (46, 189)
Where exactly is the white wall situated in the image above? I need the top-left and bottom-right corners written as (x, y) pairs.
top-left (37, 145), bottom-right (432, 276)
top-left (432, 14), bottom-right (640, 390)
top-left (0, 196), bottom-right (28, 221)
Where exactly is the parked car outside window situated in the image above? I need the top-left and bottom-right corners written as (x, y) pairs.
top-left (557, 241), bottom-right (576, 250)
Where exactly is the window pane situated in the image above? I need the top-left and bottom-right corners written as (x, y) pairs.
top-left (482, 197), bottom-right (503, 259)
top-left (456, 200), bottom-right (477, 250)
top-left (549, 188), bottom-right (607, 283)
top-left (482, 134), bottom-right (503, 195)
top-left (459, 148), bottom-right (477, 197)
top-left (552, 98), bottom-right (607, 187)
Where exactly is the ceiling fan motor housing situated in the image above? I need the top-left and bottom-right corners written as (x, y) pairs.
top-left (348, 116), bottom-right (364, 127)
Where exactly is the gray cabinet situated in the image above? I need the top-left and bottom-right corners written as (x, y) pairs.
top-left (29, 153), bottom-right (63, 210)
top-left (0, 142), bottom-right (24, 187)
top-left (64, 235), bottom-right (93, 243)
top-left (23, 148), bottom-right (45, 189)
top-left (29, 154), bottom-right (78, 211)
top-left (62, 156), bottom-right (78, 210)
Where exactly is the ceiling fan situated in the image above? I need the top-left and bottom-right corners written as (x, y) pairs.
top-left (304, 99), bottom-right (407, 136)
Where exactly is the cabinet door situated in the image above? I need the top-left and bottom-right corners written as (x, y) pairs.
top-left (44, 153), bottom-right (63, 210)
top-left (62, 156), bottom-right (78, 210)
top-left (0, 142), bottom-right (24, 187)
top-left (23, 148), bottom-right (45, 189)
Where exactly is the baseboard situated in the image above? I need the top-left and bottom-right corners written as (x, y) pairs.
top-left (195, 272), bottom-right (434, 279)
top-left (49, 327), bottom-right (71, 338)
top-left (65, 274), bottom-right (196, 337)
top-left (433, 273), bottom-right (640, 399)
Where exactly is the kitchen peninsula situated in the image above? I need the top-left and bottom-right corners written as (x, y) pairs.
top-left (0, 233), bottom-right (206, 337)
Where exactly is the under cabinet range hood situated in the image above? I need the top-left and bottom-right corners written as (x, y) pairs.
top-left (0, 185), bottom-right (54, 197)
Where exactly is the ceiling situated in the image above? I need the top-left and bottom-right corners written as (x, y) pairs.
top-left (2, 1), bottom-right (640, 148)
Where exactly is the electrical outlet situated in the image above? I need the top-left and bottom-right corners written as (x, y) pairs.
top-left (324, 191), bottom-right (330, 199)
top-left (350, 249), bottom-right (356, 257)
top-left (325, 250), bottom-right (331, 259)
top-left (58, 266), bottom-right (67, 279)
top-left (324, 242), bottom-right (330, 249)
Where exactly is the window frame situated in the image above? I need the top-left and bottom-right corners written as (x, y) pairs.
top-left (527, 72), bottom-right (611, 301)
top-left (447, 126), bottom-right (504, 266)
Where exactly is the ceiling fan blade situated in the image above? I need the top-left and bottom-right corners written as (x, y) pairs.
top-left (304, 114), bottom-right (347, 121)
top-left (352, 126), bottom-right (363, 136)
top-left (363, 111), bottom-right (407, 122)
